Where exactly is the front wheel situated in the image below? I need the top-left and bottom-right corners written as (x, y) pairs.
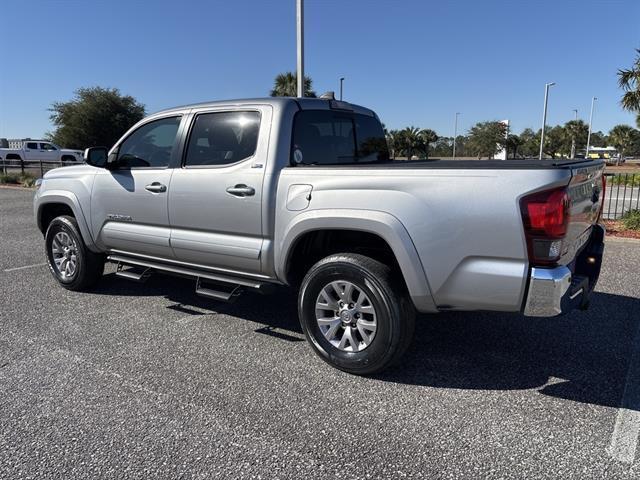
top-left (298, 253), bottom-right (415, 375)
top-left (45, 215), bottom-right (104, 291)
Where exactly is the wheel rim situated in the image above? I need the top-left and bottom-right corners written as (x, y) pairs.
top-left (315, 280), bottom-right (377, 352)
top-left (51, 231), bottom-right (78, 280)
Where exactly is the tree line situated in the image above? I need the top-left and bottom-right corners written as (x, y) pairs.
top-left (384, 120), bottom-right (640, 162)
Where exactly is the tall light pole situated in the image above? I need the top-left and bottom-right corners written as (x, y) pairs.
top-left (452, 112), bottom-right (461, 159)
top-left (586, 96), bottom-right (597, 159)
top-left (539, 82), bottom-right (555, 160)
top-left (570, 109), bottom-right (578, 159)
top-left (339, 77), bottom-right (345, 100)
top-left (296, 0), bottom-right (304, 98)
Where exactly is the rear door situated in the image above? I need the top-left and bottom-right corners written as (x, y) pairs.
top-left (23, 141), bottom-right (40, 161)
top-left (90, 114), bottom-right (185, 259)
top-left (39, 142), bottom-right (59, 162)
top-left (168, 106), bottom-right (271, 274)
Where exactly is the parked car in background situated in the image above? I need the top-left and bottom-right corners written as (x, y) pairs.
top-left (0, 139), bottom-right (83, 164)
top-left (33, 97), bottom-right (606, 374)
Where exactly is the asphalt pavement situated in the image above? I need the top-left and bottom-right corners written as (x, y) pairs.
top-left (1, 187), bottom-right (639, 479)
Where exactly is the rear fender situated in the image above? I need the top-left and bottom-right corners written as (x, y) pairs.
top-left (275, 209), bottom-right (437, 313)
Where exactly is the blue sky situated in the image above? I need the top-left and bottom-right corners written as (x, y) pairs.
top-left (0, 0), bottom-right (638, 140)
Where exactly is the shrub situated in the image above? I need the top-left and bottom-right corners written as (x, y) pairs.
top-left (610, 174), bottom-right (640, 187)
top-left (0, 173), bottom-right (21, 184)
top-left (0, 172), bottom-right (37, 187)
top-left (621, 209), bottom-right (640, 231)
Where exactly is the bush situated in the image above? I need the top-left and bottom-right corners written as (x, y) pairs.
top-left (621, 209), bottom-right (640, 230)
top-left (0, 172), bottom-right (37, 187)
top-left (610, 174), bottom-right (640, 187)
top-left (0, 173), bottom-right (21, 184)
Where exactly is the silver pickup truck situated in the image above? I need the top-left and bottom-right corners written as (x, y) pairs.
top-left (34, 97), bottom-right (606, 374)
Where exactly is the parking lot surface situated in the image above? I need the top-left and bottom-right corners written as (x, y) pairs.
top-left (1, 187), bottom-right (639, 479)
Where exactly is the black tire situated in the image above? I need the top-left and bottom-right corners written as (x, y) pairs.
top-left (298, 253), bottom-right (415, 375)
top-left (45, 215), bottom-right (104, 291)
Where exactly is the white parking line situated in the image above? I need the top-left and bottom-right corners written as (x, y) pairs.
top-left (3, 262), bottom-right (47, 272)
top-left (607, 320), bottom-right (640, 464)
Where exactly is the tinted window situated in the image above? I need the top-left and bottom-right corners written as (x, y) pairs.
top-left (26, 142), bottom-right (38, 149)
top-left (291, 110), bottom-right (389, 165)
top-left (40, 143), bottom-right (57, 151)
top-left (115, 116), bottom-right (181, 168)
top-left (184, 111), bottom-right (260, 166)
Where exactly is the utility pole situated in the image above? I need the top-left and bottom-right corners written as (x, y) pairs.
top-left (296, 0), bottom-right (304, 98)
top-left (586, 97), bottom-right (597, 159)
top-left (570, 109), bottom-right (578, 159)
top-left (339, 77), bottom-right (345, 101)
top-left (539, 82), bottom-right (555, 160)
top-left (452, 112), bottom-right (460, 159)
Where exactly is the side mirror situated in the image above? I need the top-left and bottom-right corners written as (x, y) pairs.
top-left (84, 147), bottom-right (108, 168)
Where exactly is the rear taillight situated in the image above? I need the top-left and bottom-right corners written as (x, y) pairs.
top-left (520, 187), bottom-right (570, 265)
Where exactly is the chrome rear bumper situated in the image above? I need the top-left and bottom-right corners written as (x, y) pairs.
top-left (523, 224), bottom-right (605, 317)
top-left (523, 266), bottom-right (572, 316)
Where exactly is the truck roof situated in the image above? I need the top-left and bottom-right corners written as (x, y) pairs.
top-left (151, 97), bottom-right (376, 117)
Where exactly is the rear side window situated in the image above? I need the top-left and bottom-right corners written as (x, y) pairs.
top-left (115, 116), bottom-right (181, 168)
top-left (26, 142), bottom-right (38, 149)
top-left (291, 110), bottom-right (389, 165)
top-left (184, 111), bottom-right (260, 167)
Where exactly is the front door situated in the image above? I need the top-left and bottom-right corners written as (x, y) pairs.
top-left (90, 115), bottom-right (184, 259)
top-left (168, 106), bottom-right (270, 275)
top-left (39, 142), bottom-right (59, 162)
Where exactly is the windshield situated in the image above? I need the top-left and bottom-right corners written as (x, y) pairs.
top-left (291, 110), bottom-right (390, 165)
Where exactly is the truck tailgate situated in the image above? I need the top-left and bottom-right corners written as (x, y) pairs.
top-left (562, 162), bottom-right (605, 264)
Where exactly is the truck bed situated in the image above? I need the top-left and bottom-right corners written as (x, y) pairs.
top-left (295, 158), bottom-right (603, 170)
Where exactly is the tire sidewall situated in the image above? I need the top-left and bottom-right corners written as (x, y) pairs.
top-left (299, 259), bottom-right (397, 373)
top-left (45, 216), bottom-right (86, 288)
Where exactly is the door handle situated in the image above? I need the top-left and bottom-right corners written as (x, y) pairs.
top-left (226, 184), bottom-right (255, 197)
top-left (145, 182), bottom-right (167, 193)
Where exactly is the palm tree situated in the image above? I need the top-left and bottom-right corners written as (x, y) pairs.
top-left (563, 120), bottom-right (588, 158)
top-left (608, 124), bottom-right (639, 166)
top-left (419, 129), bottom-right (438, 159)
top-left (505, 134), bottom-right (523, 159)
top-left (385, 129), bottom-right (400, 159)
top-left (270, 72), bottom-right (316, 97)
top-left (618, 49), bottom-right (640, 113)
top-left (398, 127), bottom-right (422, 160)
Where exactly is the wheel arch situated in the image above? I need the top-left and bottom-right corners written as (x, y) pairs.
top-left (35, 191), bottom-right (99, 252)
top-left (276, 209), bottom-right (437, 313)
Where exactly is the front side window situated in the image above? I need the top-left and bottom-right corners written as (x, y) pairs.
top-left (115, 116), bottom-right (181, 168)
top-left (40, 143), bottom-right (57, 151)
top-left (184, 111), bottom-right (260, 167)
top-left (291, 110), bottom-right (389, 166)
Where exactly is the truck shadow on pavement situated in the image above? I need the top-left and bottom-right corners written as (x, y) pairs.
top-left (94, 272), bottom-right (639, 411)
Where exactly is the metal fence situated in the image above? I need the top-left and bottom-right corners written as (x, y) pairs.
top-left (603, 173), bottom-right (640, 220)
top-left (1, 158), bottom-right (80, 177)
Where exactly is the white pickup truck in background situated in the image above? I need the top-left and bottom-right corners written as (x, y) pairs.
top-left (0, 139), bottom-right (83, 164)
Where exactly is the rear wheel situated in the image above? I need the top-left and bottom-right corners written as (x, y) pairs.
top-left (45, 215), bottom-right (104, 291)
top-left (298, 253), bottom-right (415, 375)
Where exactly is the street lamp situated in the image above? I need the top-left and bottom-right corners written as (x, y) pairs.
top-left (539, 82), bottom-right (555, 160)
top-left (570, 109), bottom-right (578, 159)
top-left (452, 112), bottom-right (461, 159)
top-left (296, 0), bottom-right (304, 98)
top-left (586, 97), bottom-right (597, 159)
top-left (339, 77), bottom-right (345, 101)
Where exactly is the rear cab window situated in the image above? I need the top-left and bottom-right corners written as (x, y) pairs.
top-left (184, 111), bottom-right (260, 167)
top-left (291, 110), bottom-right (390, 166)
